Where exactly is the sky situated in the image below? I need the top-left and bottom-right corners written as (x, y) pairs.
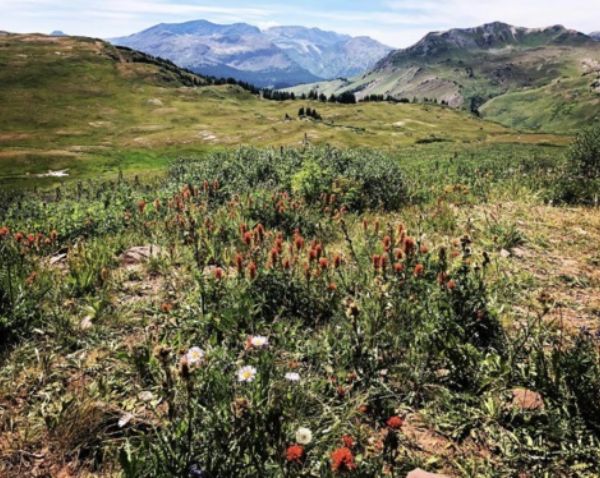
top-left (1, 0), bottom-right (599, 47)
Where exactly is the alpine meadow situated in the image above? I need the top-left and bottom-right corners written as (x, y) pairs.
top-left (1, 2), bottom-right (600, 477)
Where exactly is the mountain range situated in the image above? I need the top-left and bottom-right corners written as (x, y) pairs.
top-left (111, 20), bottom-right (392, 88)
top-left (288, 22), bottom-right (600, 132)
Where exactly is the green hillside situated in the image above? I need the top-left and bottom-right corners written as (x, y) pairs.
top-left (286, 23), bottom-right (600, 133)
top-left (0, 33), bottom-right (569, 189)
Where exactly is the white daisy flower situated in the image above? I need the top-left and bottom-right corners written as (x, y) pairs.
top-left (295, 427), bottom-right (313, 445)
top-left (285, 372), bottom-right (301, 382)
top-left (249, 335), bottom-right (269, 348)
top-left (237, 365), bottom-right (257, 383)
top-left (185, 346), bottom-right (205, 368)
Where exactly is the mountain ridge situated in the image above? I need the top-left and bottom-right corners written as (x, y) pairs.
top-left (286, 21), bottom-right (600, 132)
top-left (375, 22), bottom-right (594, 70)
top-left (111, 20), bottom-right (392, 88)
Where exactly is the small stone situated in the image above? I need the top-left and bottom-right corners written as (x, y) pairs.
top-left (49, 253), bottom-right (68, 266)
top-left (511, 387), bottom-right (544, 411)
top-left (500, 249), bottom-right (511, 258)
top-left (120, 245), bottom-right (161, 266)
top-left (79, 315), bottom-right (93, 331)
top-left (118, 412), bottom-right (133, 428)
top-left (511, 247), bottom-right (526, 258)
top-left (138, 391), bottom-right (154, 402)
top-left (406, 468), bottom-right (450, 478)
top-left (147, 98), bottom-right (163, 106)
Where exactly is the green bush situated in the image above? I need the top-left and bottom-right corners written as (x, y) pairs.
top-left (555, 126), bottom-right (600, 204)
top-left (170, 147), bottom-right (409, 212)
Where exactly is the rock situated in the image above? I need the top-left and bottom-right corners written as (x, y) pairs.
top-left (118, 412), bottom-right (133, 428)
top-left (500, 249), bottom-right (511, 258)
top-left (138, 391), bottom-right (154, 402)
top-left (49, 252), bottom-right (68, 266)
top-left (120, 245), bottom-right (161, 266)
top-left (147, 98), bottom-right (163, 106)
top-left (511, 247), bottom-right (526, 258)
top-left (406, 468), bottom-right (450, 478)
top-left (79, 315), bottom-right (93, 331)
top-left (511, 387), bottom-right (544, 411)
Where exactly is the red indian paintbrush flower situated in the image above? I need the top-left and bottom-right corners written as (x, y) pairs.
top-left (285, 444), bottom-right (304, 464)
top-left (319, 257), bottom-right (329, 270)
top-left (341, 435), bottom-right (355, 448)
top-left (0, 226), bottom-right (9, 238)
top-left (294, 234), bottom-right (305, 251)
top-left (247, 262), bottom-right (257, 280)
top-left (383, 235), bottom-right (392, 251)
top-left (403, 236), bottom-right (416, 254)
top-left (235, 253), bottom-right (244, 273)
top-left (331, 447), bottom-right (356, 473)
top-left (414, 263), bottom-right (424, 277)
top-left (254, 224), bottom-right (265, 242)
top-left (386, 415), bottom-right (404, 429)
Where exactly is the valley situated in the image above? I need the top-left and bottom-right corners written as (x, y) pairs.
top-left (0, 32), bottom-right (570, 189)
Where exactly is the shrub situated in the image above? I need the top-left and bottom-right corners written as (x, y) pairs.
top-left (170, 147), bottom-right (409, 212)
top-left (555, 125), bottom-right (600, 204)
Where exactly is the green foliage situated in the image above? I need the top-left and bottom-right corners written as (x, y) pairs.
top-left (171, 147), bottom-right (408, 212)
top-left (1, 146), bottom-right (599, 477)
top-left (553, 125), bottom-right (600, 204)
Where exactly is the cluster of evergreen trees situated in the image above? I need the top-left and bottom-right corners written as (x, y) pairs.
top-left (201, 73), bottom-right (452, 108)
top-left (299, 90), bottom-right (357, 104)
top-left (361, 94), bottom-right (411, 103)
top-left (262, 89), bottom-right (297, 101)
top-left (204, 76), bottom-right (262, 95)
top-left (298, 107), bottom-right (322, 120)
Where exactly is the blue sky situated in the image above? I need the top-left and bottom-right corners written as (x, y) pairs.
top-left (1, 0), bottom-right (599, 47)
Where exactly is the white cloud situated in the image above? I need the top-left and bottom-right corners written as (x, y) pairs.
top-left (0, 0), bottom-right (598, 46)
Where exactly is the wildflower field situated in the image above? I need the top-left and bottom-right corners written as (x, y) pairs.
top-left (1, 142), bottom-right (600, 477)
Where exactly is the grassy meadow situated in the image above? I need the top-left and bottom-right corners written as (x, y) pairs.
top-left (1, 33), bottom-right (600, 478)
top-left (0, 34), bottom-right (573, 190)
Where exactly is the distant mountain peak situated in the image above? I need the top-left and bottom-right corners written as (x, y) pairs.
top-left (50, 30), bottom-right (66, 36)
top-left (139, 19), bottom-right (261, 37)
top-left (377, 21), bottom-right (594, 68)
top-left (111, 19), bottom-right (392, 87)
top-left (591, 31), bottom-right (600, 41)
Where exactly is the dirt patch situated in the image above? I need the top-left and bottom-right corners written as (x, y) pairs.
top-left (0, 150), bottom-right (80, 159)
top-left (0, 132), bottom-right (31, 142)
top-left (495, 204), bottom-right (600, 333)
top-left (198, 130), bottom-right (218, 142)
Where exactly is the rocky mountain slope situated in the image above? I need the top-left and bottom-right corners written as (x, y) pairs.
top-left (111, 20), bottom-right (391, 88)
top-left (288, 22), bottom-right (600, 132)
top-left (591, 31), bottom-right (600, 41)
